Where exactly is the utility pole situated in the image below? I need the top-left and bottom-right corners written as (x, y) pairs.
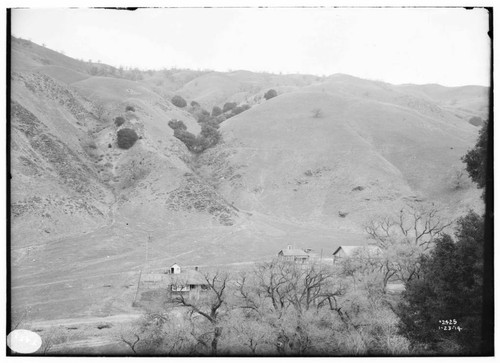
top-left (146, 234), bottom-right (151, 268)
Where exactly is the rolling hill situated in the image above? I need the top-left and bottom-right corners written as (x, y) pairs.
top-left (9, 36), bottom-right (487, 322)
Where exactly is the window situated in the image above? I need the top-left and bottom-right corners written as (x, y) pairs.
top-left (171, 284), bottom-right (190, 292)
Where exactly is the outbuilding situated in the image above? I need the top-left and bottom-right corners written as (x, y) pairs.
top-left (332, 245), bottom-right (382, 263)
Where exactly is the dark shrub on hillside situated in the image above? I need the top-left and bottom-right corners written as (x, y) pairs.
top-left (196, 109), bottom-right (211, 123)
top-left (126, 105), bottom-right (135, 112)
top-left (171, 95), bottom-right (187, 108)
top-left (201, 124), bottom-right (221, 144)
top-left (264, 89), bottom-right (278, 100)
top-left (468, 116), bottom-right (484, 127)
top-left (231, 104), bottom-right (251, 117)
top-left (201, 118), bottom-right (220, 130)
top-left (191, 101), bottom-right (200, 108)
top-left (215, 114), bottom-right (227, 123)
top-left (173, 124), bottom-right (222, 154)
top-left (117, 128), bottom-right (139, 149)
top-left (211, 106), bottom-right (222, 117)
top-left (173, 129), bottom-right (197, 150)
top-left (168, 119), bottom-right (187, 131)
top-left (222, 102), bottom-right (237, 113)
top-left (114, 116), bottom-right (126, 127)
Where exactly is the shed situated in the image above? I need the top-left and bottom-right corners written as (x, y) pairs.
top-left (332, 245), bottom-right (382, 263)
top-left (169, 263), bottom-right (181, 274)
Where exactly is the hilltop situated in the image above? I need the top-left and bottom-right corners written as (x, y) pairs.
top-left (9, 36), bottom-right (487, 321)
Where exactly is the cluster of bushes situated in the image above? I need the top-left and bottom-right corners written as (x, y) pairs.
top-left (218, 102), bottom-right (251, 119)
top-left (168, 119), bottom-right (187, 130)
top-left (222, 102), bottom-right (237, 113)
top-left (183, 99), bottom-right (252, 131)
top-left (168, 95), bottom-right (254, 153)
top-left (168, 119), bottom-right (221, 153)
top-left (211, 106), bottom-right (222, 117)
top-left (113, 106), bottom-right (136, 127)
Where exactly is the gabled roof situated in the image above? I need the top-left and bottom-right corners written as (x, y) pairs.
top-left (165, 269), bottom-right (207, 286)
top-left (279, 248), bottom-right (309, 257)
top-left (333, 245), bottom-right (382, 257)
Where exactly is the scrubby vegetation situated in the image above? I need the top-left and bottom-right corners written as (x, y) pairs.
top-left (462, 120), bottom-right (488, 190)
top-left (171, 126), bottom-right (221, 154)
top-left (230, 104), bottom-right (251, 117)
top-left (127, 120), bottom-right (491, 355)
top-left (211, 106), bottom-right (222, 117)
top-left (264, 89), bottom-right (278, 100)
top-left (171, 95), bottom-right (187, 108)
top-left (468, 116), bottom-right (483, 127)
top-left (394, 124), bottom-right (490, 354)
top-left (126, 105), bottom-right (135, 112)
top-left (168, 119), bottom-right (187, 131)
top-left (194, 108), bottom-right (211, 123)
top-left (397, 211), bottom-right (484, 354)
top-left (222, 102), bottom-right (237, 113)
top-left (117, 128), bottom-right (139, 149)
top-left (125, 259), bottom-right (411, 355)
top-left (114, 116), bottom-right (125, 127)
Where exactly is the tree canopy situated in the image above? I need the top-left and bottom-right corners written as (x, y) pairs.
top-left (462, 120), bottom-right (488, 189)
top-left (396, 211), bottom-right (484, 354)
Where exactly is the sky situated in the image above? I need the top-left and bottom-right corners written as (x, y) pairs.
top-left (10, 7), bottom-right (491, 87)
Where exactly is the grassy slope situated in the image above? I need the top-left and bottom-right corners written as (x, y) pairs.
top-left (205, 80), bottom-right (482, 233)
top-left (10, 39), bottom-right (486, 323)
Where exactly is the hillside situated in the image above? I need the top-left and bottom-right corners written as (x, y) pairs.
top-left (9, 37), bottom-right (487, 322)
top-left (198, 84), bottom-right (483, 232)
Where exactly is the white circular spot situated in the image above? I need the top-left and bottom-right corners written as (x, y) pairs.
top-left (7, 329), bottom-right (42, 354)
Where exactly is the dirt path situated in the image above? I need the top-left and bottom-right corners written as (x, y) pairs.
top-left (31, 313), bottom-right (142, 328)
top-left (11, 268), bottom-right (141, 290)
top-left (51, 336), bottom-right (122, 351)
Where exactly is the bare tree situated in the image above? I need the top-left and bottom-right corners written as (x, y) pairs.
top-left (238, 260), bottom-right (345, 315)
top-left (365, 203), bottom-right (452, 251)
top-left (120, 333), bottom-right (141, 354)
top-left (364, 203), bottom-right (452, 284)
top-left (236, 260), bottom-right (346, 355)
top-left (175, 271), bottom-right (230, 356)
top-left (118, 311), bottom-right (194, 355)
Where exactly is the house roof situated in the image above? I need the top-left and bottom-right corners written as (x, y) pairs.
top-left (165, 269), bottom-right (208, 286)
top-left (333, 245), bottom-right (382, 257)
top-left (143, 269), bottom-right (208, 286)
top-left (279, 248), bottom-right (309, 257)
